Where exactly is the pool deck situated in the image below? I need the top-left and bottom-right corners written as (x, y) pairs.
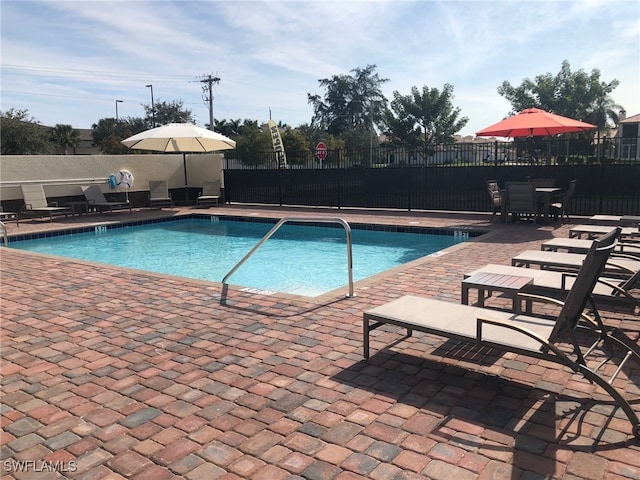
top-left (1, 205), bottom-right (639, 479)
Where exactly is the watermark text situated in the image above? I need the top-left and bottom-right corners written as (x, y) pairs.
top-left (3, 459), bottom-right (77, 473)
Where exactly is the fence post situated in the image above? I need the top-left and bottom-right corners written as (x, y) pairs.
top-left (407, 166), bottom-right (412, 211)
top-left (278, 160), bottom-right (283, 207)
top-left (337, 151), bottom-right (342, 209)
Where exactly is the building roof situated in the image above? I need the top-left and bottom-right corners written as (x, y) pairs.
top-left (620, 113), bottom-right (640, 124)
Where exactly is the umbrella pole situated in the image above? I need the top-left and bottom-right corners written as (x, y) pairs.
top-left (183, 153), bottom-right (189, 204)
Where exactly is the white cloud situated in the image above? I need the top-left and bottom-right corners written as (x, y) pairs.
top-left (1, 0), bottom-right (638, 134)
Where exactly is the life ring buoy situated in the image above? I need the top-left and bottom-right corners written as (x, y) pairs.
top-left (118, 170), bottom-right (134, 189)
top-left (108, 174), bottom-right (118, 189)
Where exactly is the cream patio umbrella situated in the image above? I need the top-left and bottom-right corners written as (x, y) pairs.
top-left (121, 123), bottom-right (236, 199)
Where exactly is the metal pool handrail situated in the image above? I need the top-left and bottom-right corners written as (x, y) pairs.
top-left (0, 221), bottom-right (7, 246)
top-left (222, 217), bottom-right (354, 297)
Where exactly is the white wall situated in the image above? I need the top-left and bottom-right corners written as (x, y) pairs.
top-left (0, 153), bottom-right (223, 200)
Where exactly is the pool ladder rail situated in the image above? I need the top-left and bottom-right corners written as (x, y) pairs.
top-left (222, 217), bottom-right (355, 297)
top-left (0, 221), bottom-right (7, 246)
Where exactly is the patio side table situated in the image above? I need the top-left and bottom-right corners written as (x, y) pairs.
top-left (462, 272), bottom-right (533, 313)
top-left (65, 201), bottom-right (89, 217)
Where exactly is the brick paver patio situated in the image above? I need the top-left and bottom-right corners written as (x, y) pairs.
top-left (1, 205), bottom-right (639, 479)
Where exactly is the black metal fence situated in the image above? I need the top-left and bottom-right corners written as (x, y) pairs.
top-left (226, 137), bottom-right (638, 170)
top-left (224, 139), bottom-right (640, 216)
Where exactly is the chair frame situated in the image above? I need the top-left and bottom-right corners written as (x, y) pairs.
top-left (19, 184), bottom-right (71, 222)
top-left (550, 179), bottom-right (577, 223)
top-left (363, 228), bottom-right (640, 438)
top-left (486, 180), bottom-right (503, 223)
top-left (148, 181), bottom-right (173, 209)
top-left (505, 181), bottom-right (540, 223)
top-left (81, 185), bottom-right (131, 214)
top-left (196, 181), bottom-right (221, 208)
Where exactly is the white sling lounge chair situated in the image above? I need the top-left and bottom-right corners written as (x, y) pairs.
top-left (149, 181), bottom-right (173, 208)
top-left (20, 184), bottom-right (71, 221)
top-left (363, 228), bottom-right (640, 438)
top-left (569, 224), bottom-right (640, 240)
top-left (511, 249), bottom-right (640, 278)
top-left (464, 264), bottom-right (639, 313)
top-left (196, 181), bottom-right (220, 207)
top-left (81, 185), bottom-right (131, 214)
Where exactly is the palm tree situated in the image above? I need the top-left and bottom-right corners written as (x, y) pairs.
top-left (51, 124), bottom-right (81, 154)
top-left (585, 84), bottom-right (623, 136)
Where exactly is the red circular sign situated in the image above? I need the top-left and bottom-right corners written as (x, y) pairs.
top-left (315, 142), bottom-right (328, 160)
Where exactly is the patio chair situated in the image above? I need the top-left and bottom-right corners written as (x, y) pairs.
top-left (550, 179), bottom-right (577, 223)
top-left (149, 181), bottom-right (173, 208)
top-left (486, 180), bottom-right (503, 222)
top-left (81, 185), bottom-right (131, 214)
top-left (505, 181), bottom-right (541, 223)
top-left (363, 228), bottom-right (640, 438)
top-left (196, 181), bottom-right (221, 208)
top-left (19, 184), bottom-right (71, 222)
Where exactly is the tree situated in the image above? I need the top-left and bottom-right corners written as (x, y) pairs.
top-left (307, 64), bottom-right (389, 137)
top-left (143, 100), bottom-right (193, 126)
top-left (91, 118), bottom-right (133, 154)
top-left (51, 124), bottom-right (81, 155)
top-left (382, 84), bottom-right (468, 159)
top-left (281, 127), bottom-right (310, 166)
top-left (213, 118), bottom-right (243, 138)
top-left (233, 120), bottom-right (272, 166)
top-left (1, 108), bottom-right (55, 154)
top-left (497, 60), bottom-right (622, 133)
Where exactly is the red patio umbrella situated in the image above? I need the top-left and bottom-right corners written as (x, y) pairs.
top-left (476, 108), bottom-right (597, 137)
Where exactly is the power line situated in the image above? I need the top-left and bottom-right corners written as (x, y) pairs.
top-left (1, 64), bottom-right (193, 82)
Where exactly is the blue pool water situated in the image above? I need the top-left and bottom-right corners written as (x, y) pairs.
top-left (9, 218), bottom-right (470, 296)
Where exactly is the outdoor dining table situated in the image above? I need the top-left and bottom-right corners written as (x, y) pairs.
top-left (536, 187), bottom-right (561, 220)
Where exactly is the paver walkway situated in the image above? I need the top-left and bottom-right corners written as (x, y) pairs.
top-left (1, 205), bottom-right (639, 479)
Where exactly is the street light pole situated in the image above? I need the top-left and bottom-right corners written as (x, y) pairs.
top-left (115, 100), bottom-right (123, 121)
top-left (145, 84), bottom-right (155, 127)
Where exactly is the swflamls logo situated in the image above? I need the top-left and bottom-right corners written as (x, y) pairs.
top-left (3, 460), bottom-right (77, 473)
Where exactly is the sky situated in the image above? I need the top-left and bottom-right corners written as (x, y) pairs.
top-left (1, 0), bottom-right (639, 137)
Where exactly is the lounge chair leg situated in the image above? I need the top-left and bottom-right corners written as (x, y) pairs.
top-left (363, 320), bottom-right (370, 358)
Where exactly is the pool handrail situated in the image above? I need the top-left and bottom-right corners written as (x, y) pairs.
top-left (0, 221), bottom-right (7, 246)
top-left (222, 217), bottom-right (354, 297)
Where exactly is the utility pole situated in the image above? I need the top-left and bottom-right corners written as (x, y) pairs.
top-left (200, 74), bottom-right (220, 131)
top-left (145, 84), bottom-right (155, 127)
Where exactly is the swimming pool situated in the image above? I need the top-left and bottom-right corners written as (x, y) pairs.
top-left (9, 216), bottom-right (475, 296)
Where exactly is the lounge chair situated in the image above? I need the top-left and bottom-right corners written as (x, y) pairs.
top-left (505, 181), bottom-right (540, 223)
top-left (149, 181), bottom-right (173, 208)
top-left (569, 224), bottom-right (640, 240)
top-left (0, 207), bottom-right (19, 226)
top-left (19, 184), bottom-right (71, 221)
top-left (464, 262), bottom-right (639, 314)
top-left (511, 249), bottom-right (640, 278)
top-left (81, 185), bottom-right (131, 214)
top-left (588, 215), bottom-right (640, 226)
top-left (541, 236), bottom-right (640, 257)
top-left (363, 228), bottom-right (640, 438)
top-left (196, 181), bottom-right (221, 208)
